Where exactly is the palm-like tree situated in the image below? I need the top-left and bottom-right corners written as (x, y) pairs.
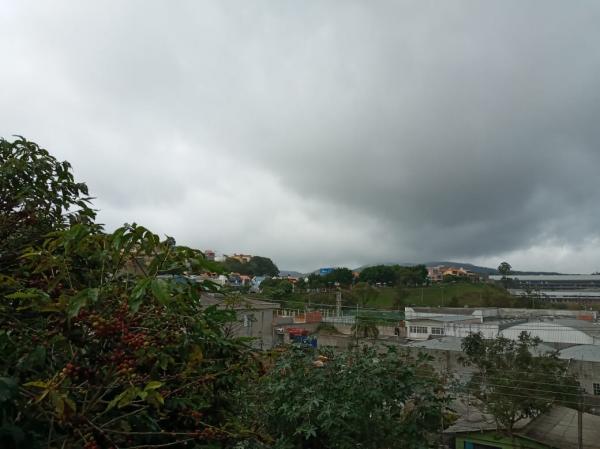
top-left (352, 316), bottom-right (379, 339)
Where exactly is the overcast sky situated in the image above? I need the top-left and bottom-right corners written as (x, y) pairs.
top-left (2, 1), bottom-right (600, 273)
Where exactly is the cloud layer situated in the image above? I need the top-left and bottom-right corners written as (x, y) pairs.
top-left (2, 1), bottom-right (600, 272)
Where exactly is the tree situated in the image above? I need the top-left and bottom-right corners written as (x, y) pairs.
top-left (0, 138), bottom-right (262, 448)
top-left (359, 265), bottom-right (397, 285)
top-left (462, 332), bottom-right (579, 435)
top-left (323, 267), bottom-right (354, 286)
top-left (260, 278), bottom-right (294, 301)
top-left (396, 265), bottom-right (428, 286)
top-left (351, 315), bottom-right (380, 340)
top-left (498, 261), bottom-right (512, 277)
top-left (223, 255), bottom-right (279, 277)
top-left (305, 273), bottom-right (325, 289)
top-left (256, 346), bottom-right (447, 449)
top-left (0, 137), bottom-right (95, 274)
top-left (497, 261), bottom-right (512, 289)
top-left (247, 256), bottom-right (279, 277)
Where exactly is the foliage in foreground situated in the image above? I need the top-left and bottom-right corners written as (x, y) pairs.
top-left (0, 137), bottom-right (262, 448)
top-left (253, 346), bottom-right (447, 449)
top-left (0, 223), bottom-right (261, 448)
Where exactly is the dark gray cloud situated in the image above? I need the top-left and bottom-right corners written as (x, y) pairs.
top-left (2, 1), bottom-right (600, 272)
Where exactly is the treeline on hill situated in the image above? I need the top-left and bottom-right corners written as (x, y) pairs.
top-left (295, 265), bottom-right (428, 289)
top-left (221, 255), bottom-right (279, 277)
top-left (259, 265), bottom-right (427, 305)
top-left (0, 137), bottom-right (455, 449)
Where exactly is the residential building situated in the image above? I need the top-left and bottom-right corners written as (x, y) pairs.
top-left (229, 253), bottom-right (252, 263)
top-left (204, 249), bottom-right (215, 261)
top-left (199, 294), bottom-right (280, 349)
top-left (427, 265), bottom-right (448, 283)
top-left (405, 314), bottom-right (480, 340)
top-left (427, 265), bottom-right (480, 282)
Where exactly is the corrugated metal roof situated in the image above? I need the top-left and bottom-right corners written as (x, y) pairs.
top-left (559, 344), bottom-right (600, 362)
top-left (519, 406), bottom-right (600, 449)
top-left (502, 319), bottom-right (600, 338)
top-left (490, 274), bottom-right (600, 281)
top-left (406, 336), bottom-right (465, 351)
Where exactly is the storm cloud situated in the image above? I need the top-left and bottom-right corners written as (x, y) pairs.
top-left (2, 1), bottom-right (600, 272)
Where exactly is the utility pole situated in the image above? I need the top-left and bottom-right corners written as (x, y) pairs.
top-left (336, 290), bottom-right (342, 317)
top-left (355, 302), bottom-right (359, 346)
top-left (578, 388), bottom-right (584, 449)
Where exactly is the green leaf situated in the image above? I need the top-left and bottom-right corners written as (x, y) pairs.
top-left (145, 390), bottom-right (164, 408)
top-left (66, 293), bottom-right (86, 317)
top-left (144, 381), bottom-right (163, 391)
top-left (106, 387), bottom-right (139, 411)
top-left (150, 279), bottom-right (169, 304)
top-left (6, 290), bottom-right (47, 300)
top-left (23, 380), bottom-right (48, 389)
top-left (66, 288), bottom-right (98, 317)
top-left (130, 278), bottom-right (151, 312)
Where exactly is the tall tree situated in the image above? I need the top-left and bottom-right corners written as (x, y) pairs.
top-left (462, 332), bottom-right (579, 435)
top-left (351, 315), bottom-right (380, 340)
top-left (498, 261), bottom-right (512, 277)
top-left (497, 261), bottom-right (512, 289)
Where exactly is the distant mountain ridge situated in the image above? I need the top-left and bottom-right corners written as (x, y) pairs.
top-left (421, 261), bottom-right (561, 276)
top-left (284, 261), bottom-right (563, 276)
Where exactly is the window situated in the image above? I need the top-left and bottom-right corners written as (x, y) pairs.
top-left (431, 327), bottom-right (444, 335)
top-left (409, 326), bottom-right (427, 334)
top-left (593, 383), bottom-right (600, 396)
top-left (243, 314), bottom-right (255, 328)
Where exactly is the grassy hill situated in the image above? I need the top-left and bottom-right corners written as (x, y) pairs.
top-left (256, 282), bottom-right (517, 311)
top-left (371, 282), bottom-right (513, 308)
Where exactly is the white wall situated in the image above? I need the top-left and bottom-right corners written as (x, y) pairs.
top-left (444, 322), bottom-right (500, 339)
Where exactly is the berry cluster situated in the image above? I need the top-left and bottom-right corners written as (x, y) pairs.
top-left (83, 439), bottom-right (99, 449)
top-left (116, 358), bottom-right (136, 376)
top-left (196, 426), bottom-right (224, 440)
top-left (88, 314), bottom-right (121, 337)
top-left (122, 330), bottom-right (149, 350)
top-left (61, 363), bottom-right (93, 381)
